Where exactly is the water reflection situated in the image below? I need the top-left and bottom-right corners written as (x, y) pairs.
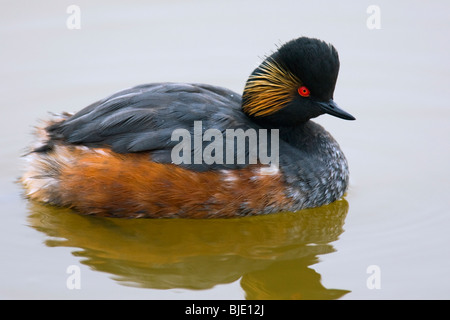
top-left (27, 199), bottom-right (350, 299)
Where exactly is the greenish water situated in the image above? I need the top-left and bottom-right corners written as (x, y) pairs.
top-left (1, 0), bottom-right (449, 299)
top-left (27, 200), bottom-right (349, 299)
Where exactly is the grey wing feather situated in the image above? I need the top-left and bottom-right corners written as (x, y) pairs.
top-left (45, 83), bottom-right (255, 170)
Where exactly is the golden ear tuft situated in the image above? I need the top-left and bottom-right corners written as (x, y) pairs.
top-left (242, 59), bottom-right (301, 117)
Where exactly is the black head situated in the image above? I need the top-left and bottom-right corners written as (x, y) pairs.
top-left (242, 37), bottom-right (355, 126)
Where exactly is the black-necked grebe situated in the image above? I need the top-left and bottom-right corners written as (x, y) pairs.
top-left (21, 37), bottom-right (355, 218)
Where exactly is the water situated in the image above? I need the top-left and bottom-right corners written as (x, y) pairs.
top-left (1, 0), bottom-right (449, 299)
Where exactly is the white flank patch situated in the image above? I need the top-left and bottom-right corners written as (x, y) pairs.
top-left (221, 170), bottom-right (238, 183)
top-left (257, 164), bottom-right (279, 176)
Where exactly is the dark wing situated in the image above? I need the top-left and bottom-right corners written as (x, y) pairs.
top-left (45, 83), bottom-right (259, 171)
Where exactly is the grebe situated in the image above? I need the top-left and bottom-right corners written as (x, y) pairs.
top-left (21, 37), bottom-right (355, 218)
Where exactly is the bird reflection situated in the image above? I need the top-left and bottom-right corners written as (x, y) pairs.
top-left (26, 199), bottom-right (350, 299)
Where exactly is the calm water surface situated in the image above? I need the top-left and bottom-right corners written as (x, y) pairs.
top-left (1, 1), bottom-right (449, 299)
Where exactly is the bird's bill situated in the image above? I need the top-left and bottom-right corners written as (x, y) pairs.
top-left (317, 99), bottom-right (355, 120)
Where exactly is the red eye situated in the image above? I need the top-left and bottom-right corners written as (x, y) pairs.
top-left (298, 86), bottom-right (310, 97)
